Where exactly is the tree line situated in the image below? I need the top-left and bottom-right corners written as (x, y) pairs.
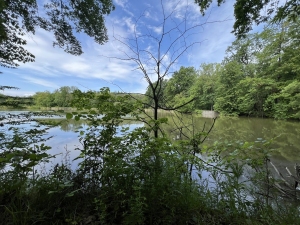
top-left (145, 19), bottom-right (300, 120)
top-left (32, 87), bottom-right (144, 109)
top-left (4, 18), bottom-right (300, 120)
top-left (9, 17), bottom-right (300, 121)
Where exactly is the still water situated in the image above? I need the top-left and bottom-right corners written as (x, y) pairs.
top-left (1, 111), bottom-right (300, 171)
top-left (162, 114), bottom-right (300, 173)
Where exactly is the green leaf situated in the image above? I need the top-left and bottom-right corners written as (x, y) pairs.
top-left (66, 192), bottom-right (74, 197)
top-left (66, 113), bottom-right (73, 119)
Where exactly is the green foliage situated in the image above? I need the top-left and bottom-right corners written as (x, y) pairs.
top-left (0, 94), bottom-right (34, 108)
top-left (33, 91), bottom-right (54, 108)
top-left (54, 86), bottom-right (77, 108)
top-left (272, 80), bottom-right (300, 119)
top-left (162, 19), bottom-right (300, 119)
top-left (144, 79), bottom-right (168, 108)
top-left (214, 61), bottom-right (244, 115)
top-left (190, 63), bottom-right (221, 110)
top-left (236, 77), bottom-right (277, 117)
top-left (2, 1), bottom-right (300, 223)
top-left (195, 0), bottom-right (300, 37)
top-left (31, 86), bottom-right (145, 111)
top-left (0, 0), bottom-right (114, 70)
top-left (1, 89), bottom-right (300, 224)
top-left (164, 66), bottom-right (197, 106)
top-left (143, 66), bottom-right (199, 113)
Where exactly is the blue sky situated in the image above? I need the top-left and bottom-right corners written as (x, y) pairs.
top-left (1, 0), bottom-right (238, 96)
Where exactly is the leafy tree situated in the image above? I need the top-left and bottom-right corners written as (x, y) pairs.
top-left (33, 91), bottom-right (55, 108)
top-left (190, 63), bottom-right (221, 110)
top-left (236, 77), bottom-right (277, 117)
top-left (54, 86), bottom-right (77, 107)
top-left (271, 80), bottom-right (300, 119)
top-left (250, 20), bottom-right (300, 118)
top-left (214, 61), bottom-right (244, 115)
top-left (0, 0), bottom-right (115, 70)
top-left (195, 0), bottom-right (300, 37)
top-left (224, 33), bottom-right (264, 78)
top-left (165, 67), bottom-right (197, 97)
top-left (164, 67), bottom-right (197, 107)
top-left (256, 20), bottom-right (300, 82)
top-left (212, 19), bottom-right (300, 118)
top-left (0, 93), bottom-right (33, 108)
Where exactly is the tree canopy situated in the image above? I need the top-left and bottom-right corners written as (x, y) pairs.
top-left (0, 0), bottom-right (114, 69)
top-left (195, 0), bottom-right (300, 37)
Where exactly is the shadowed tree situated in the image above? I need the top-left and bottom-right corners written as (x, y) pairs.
top-left (0, 0), bottom-right (115, 96)
top-left (195, 0), bottom-right (300, 37)
top-left (0, 0), bottom-right (115, 70)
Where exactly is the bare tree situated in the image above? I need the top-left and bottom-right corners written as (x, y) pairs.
top-left (107, 0), bottom-right (225, 138)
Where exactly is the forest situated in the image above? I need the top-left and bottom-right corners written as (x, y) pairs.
top-left (144, 19), bottom-right (300, 119)
top-left (6, 18), bottom-right (300, 121)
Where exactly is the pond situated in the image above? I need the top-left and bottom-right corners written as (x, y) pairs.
top-left (0, 110), bottom-right (144, 170)
top-left (1, 111), bottom-right (300, 173)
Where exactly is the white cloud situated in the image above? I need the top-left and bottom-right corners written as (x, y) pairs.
top-left (108, 16), bottom-right (139, 37)
top-left (114, 0), bottom-right (127, 8)
top-left (164, 0), bottom-right (199, 20)
top-left (144, 11), bottom-right (151, 18)
top-left (144, 10), bottom-right (159, 21)
top-left (148, 25), bottom-right (162, 35)
top-left (61, 61), bottom-right (91, 74)
top-left (21, 31), bottom-right (73, 77)
top-left (18, 26), bottom-right (141, 84)
top-left (124, 17), bottom-right (136, 34)
top-left (113, 0), bottom-right (135, 17)
top-left (185, 0), bottom-right (236, 65)
top-left (2, 0), bottom-right (238, 96)
top-left (1, 89), bottom-right (35, 97)
top-left (23, 77), bottom-right (59, 89)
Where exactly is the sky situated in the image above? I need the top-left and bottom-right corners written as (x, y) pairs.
top-left (1, 0), bottom-right (238, 97)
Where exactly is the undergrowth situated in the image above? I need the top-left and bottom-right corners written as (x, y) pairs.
top-left (1, 89), bottom-right (300, 225)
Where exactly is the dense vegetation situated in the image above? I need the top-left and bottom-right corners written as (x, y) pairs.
top-left (0, 86), bottom-right (143, 109)
top-left (145, 19), bottom-right (300, 119)
top-left (1, 89), bottom-right (300, 225)
top-left (0, 93), bottom-right (33, 108)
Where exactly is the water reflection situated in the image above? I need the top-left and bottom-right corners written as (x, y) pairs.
top-left (159, 114), bottom-right (300, 164)
top-left (36, 118), bottom-right (144, 170)
top-left (2, 111), bottom-right (300, 170)
top-left (212, 117), bottom-right (300, 163)
top-left (38, 118), bottom-right (88, 132)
